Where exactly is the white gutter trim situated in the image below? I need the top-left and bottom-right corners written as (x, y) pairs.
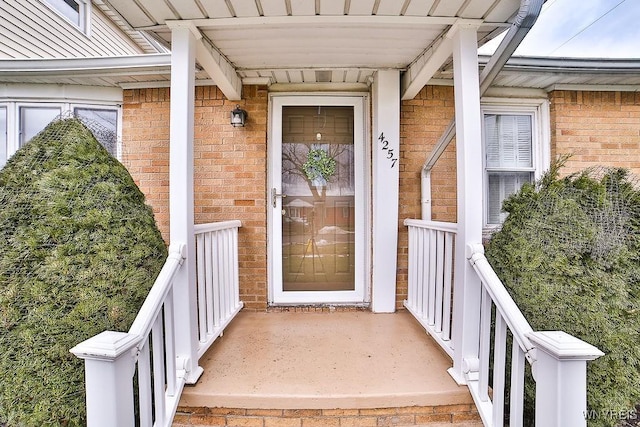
top-left (479, 0), bottom-right (545, 95)
top-left (0, 54), bottom-right (172, 74)
top-left (545, 83), bottom-right (640, 92)
top-left (482, 55), bottom-right (640, 73)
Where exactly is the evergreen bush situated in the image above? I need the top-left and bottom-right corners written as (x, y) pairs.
top-left (0, 118), bottom-right (167, 426)
top-left (486, 162), bottom-right (640, 426)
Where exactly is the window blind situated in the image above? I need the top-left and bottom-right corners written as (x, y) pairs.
top-left (485, 114), bottom-right (532, 168)
top-left (484, 114), bottom-right (534, 224)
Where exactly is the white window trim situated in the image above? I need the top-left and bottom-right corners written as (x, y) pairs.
top-left (481, 98), bottom-right (551, 231)
top-left (41, 0), bottom-right (91, 36)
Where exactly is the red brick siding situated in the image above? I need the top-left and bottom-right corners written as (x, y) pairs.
top-left (123, 85), bottom-right (269, 310)
top-left (550, 90), bottom-right (640, 176)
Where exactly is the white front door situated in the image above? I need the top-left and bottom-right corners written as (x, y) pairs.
top-left (269, 95), bottom-right (368, 304)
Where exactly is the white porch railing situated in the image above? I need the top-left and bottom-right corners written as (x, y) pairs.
top-left (71, 220), bottom-right (243, 427)
top-left (404, 219), bottom-right (604, 427)
top-left (194, 221), bottom-right (243, 358)
top-left (404, 219), bottom-right (456, 358)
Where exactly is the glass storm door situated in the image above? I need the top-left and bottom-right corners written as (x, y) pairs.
top-left (270, 96), bottom-right (366, 304)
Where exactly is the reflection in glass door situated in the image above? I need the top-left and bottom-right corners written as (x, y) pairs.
top-left (281, 106), bottom-right (355, 292)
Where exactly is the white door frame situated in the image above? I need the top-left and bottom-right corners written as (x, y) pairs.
top-left (268, 94), bottom-right (369, 305)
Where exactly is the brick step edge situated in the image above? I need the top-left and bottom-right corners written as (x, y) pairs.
top-left (173, 404), bottom-right (483, 426)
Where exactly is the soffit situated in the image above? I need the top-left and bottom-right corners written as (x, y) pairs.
top-left (100, 0), bottom-right (521, 87)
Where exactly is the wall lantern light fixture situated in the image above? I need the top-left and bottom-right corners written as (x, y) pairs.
top-left (230, 104), bottom-right (248, 127)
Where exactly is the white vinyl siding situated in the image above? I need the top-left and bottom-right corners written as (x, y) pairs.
top-left (0, 0), bottom-right (144, 59)
top-left (482, 101), bottom-right (550, 227)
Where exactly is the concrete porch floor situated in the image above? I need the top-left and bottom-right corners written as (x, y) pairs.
top-left (178, 310), bottom-right (474, 410)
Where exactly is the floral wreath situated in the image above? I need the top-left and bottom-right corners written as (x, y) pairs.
top-left (302, 148), bottom-right (336, 182)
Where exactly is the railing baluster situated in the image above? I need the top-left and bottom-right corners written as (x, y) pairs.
top-left (205, 232), bottom-right (215, 334)
top-left (164, 288), bottom-right (177, 397)
top-left (427, 228), bottom-right (437, 325)
top-left (407, 226), bottom-right (416, 310)
top-left (196, 234), bottom-right (206, 343)
top-left (416, 227), bottom-right (425, 316)
top-left (509, 340), bottom-right (526, 427)
top-left (138, 338), bottom-right (153, 427)
top-left (478, 287), bottom-right (491, 402)
top-left (442, 231), bottom-right (454, 341)
top-left (152, 318), bottom-right (166, 426)
top-left (492, 314), bottom-right (507, 427)
top-left (223, 228), bottom-right (232, 318)
top-left (232, 226), bottom-right (240, 308)
top-left (435, 230), bottom-right (445, 333)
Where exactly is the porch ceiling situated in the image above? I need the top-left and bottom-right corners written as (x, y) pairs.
top-left (102, 0), bottom-right (521, 98)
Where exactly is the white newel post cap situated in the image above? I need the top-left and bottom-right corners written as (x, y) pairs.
top-left (528, 331), bottom-right (604, 361)
top-left (70, 330), bottom-right (138, 360)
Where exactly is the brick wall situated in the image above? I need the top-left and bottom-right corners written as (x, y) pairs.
top-left (398, 85), bottom-right (457, 308)
top-left (122, 85), bottom-right (269, 310)
top-left (550, 90), bottom-right (640, 176)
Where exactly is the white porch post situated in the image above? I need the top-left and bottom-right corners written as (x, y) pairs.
top-left (529, 331), bottom-right (604, 426)
top-left (169, 24), bottom-right (202, 383)
top-left (448, 23), bottom-right (484, 384)
top-left (371, 70), bottom-right (400, 313)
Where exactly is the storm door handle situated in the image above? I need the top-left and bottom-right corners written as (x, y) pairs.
top-left (271, 188), bottom-right (287, 208)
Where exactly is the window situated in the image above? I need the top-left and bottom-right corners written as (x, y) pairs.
top-left (482, 101), bottom-right (550, 226)
top-left (0, 107), bottom-right (6, 169)
top-left (0, 100), bottom-right (121, 166)
top-left (44, 0), bottom-right (89, 33)
top-left (74, 107), bottom-right (118, 157)
top-left (20, 106), bottom-right (61, 147)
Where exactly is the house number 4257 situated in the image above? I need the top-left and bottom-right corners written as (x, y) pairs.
top-left (378, 132), bottom-right (398, 168)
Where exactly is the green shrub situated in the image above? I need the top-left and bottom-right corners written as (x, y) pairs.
top-left (486, 163), bottom-right (640, 426)
top-left (0, 118), bottom-right (167, 426)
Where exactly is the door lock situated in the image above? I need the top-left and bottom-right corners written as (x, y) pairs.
top-left (271, 188), bottom-right (286, 208)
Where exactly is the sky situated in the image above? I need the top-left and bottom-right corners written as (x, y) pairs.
top-left (478, 0), bottom-right (640, 58)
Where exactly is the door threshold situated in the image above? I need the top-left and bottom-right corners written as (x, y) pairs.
top-left (267, 303), bottom-right (370, 312)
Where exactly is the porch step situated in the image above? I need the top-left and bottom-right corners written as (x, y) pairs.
top-left (174, 311), bottom-right (480, 426)
top-left (174, 405), bottom-right (482, 426)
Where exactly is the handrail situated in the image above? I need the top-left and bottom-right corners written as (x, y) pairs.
top-left (404, 218), bottom-right (457, 233)
top-left (194, 219), bottom-right (242, 234)
top-left (466, 243), bottom-right (536, 363)
top-left (128, 244), bottom-right (184, 340)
